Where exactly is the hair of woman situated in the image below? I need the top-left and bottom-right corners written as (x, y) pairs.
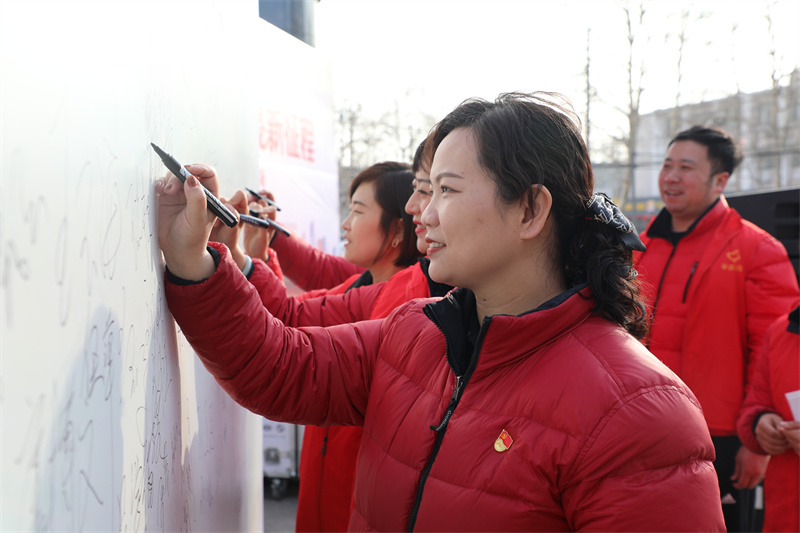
top-left (424, 91), bottom-right (648, 338)
top-left (348, 161), bottom-right (419, 267)
top-left (412, 139), bottom-right (429, 174)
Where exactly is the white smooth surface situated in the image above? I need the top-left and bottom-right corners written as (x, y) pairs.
top-left (0, 1), bottom-right (337, 530)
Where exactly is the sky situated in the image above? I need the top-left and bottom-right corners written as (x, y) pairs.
top-left (314, 0), bottom-right (800, 154)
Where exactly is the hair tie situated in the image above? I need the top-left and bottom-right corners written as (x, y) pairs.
top-left (585, 193), bottom-right (646, 252)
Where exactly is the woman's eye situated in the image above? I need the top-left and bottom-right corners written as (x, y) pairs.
top-left (440, 186), bottom-right (452, 193)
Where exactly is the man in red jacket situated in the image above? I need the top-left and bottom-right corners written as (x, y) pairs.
top-left (633, 125), bottom-right (800, 532)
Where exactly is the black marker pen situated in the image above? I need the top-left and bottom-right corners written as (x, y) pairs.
top-left (151, 143), bottom-right (238, 228)
top-left (240, 213), bottom-right (291, 237)
top-left (245, 187), bottom-right (281, 211)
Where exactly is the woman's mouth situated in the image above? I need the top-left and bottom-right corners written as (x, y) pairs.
top-left (426, 240), bottom-right (445, 254)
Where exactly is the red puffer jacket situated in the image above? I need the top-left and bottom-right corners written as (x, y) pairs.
top-left (270, 232), bottom-right (364, 291)
top-left (737, 307), bottom-right (800, 533)
top-left (167, 243), bottom-right (725, 532)
top-left (248, 258), bottom-right (440, 328)
top-left (634, 197), bottom-right (799, 435)
top-left (278, 270), bottom-right (360, 533)
top-left (248, 258), bottom-right (442, 532)
top-left (251, 243), bottom-right (365, 531)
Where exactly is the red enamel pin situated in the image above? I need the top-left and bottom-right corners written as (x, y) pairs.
top-left (494, 429), bottom-right (513, 452)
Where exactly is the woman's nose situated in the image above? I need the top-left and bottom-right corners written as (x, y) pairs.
top-left (404, 195), bottom-right (417, 215)
top-left (420, 203), bottom-right (437, 227)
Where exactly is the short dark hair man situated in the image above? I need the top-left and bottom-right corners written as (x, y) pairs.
top-left (633, 125), bottom-right (800, 531)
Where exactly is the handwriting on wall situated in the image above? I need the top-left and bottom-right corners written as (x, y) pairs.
top-left (1, 2), bottom-right (262, 531)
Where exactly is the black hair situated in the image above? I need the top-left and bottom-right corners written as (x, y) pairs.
top-left (348, 161), bottom-right (418, 267)
top-left (670, 125), bottom-right (743, 176)
top-left (412, 139), bottom-right (429, 174)
top-left (425, 92), bottom-right (647, 338)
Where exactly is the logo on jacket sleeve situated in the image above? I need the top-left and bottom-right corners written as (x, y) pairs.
top-left (494, 429), bottom-right (513, 452)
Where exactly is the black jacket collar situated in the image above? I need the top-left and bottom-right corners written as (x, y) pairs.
top-left (789, 306), bottom-right (799, 335)
top-left (648, 198), bottom-right (721, 244)
top-left (418, 257), bottom-right (454, 298)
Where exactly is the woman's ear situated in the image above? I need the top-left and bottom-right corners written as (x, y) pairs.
top-left (520, 184), bottom-right (552, 240)
top-left (390, 218), bottom-right (404, 245)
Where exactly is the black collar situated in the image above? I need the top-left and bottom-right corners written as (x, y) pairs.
top-left (418, 257), bottom-right (454, 297)
top-left (344, 270), bottom-right (373, 292)
top-left (648, 198), bottom-right (720, 244)
top-left (789, 306), bottom-right (799, 335)
top-left (423, 284), bottom-right (588, 376)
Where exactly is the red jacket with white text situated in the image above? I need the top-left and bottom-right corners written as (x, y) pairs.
top-left (634, 197), bottom-right (799, 435)
top-left (166, 243), bottom-right (725, 532)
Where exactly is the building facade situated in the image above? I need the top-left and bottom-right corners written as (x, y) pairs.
top-left (625, 69), bottom-right (800, 226)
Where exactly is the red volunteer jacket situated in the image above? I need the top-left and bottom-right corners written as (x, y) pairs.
top-left (270, 232), bottom-right (364, 291)
top-left (167, 243), bottom-right (725, 532)
top-left (634, 197), bottom-right (799, 435)
top-left (249, 257), bottom-right (439, 532)
top-left (737, 307), bottom-right (800, 532)
top-left (253, 240), bottom-right (364, 530)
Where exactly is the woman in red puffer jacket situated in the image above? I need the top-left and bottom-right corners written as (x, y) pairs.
top-left (157, 92), bottom-right (725, 531)
top-left (214, 160), bottom-right (439, 532)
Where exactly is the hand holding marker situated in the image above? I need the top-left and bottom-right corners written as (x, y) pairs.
top-left (151, 143), bottom-right (290, 236)
top-left (244, 188), bottom-right (291, 236)
top-left (151, 143), bottom-right (238, 227)
top-left (246, 187), bottom-right (281, 211)
top-left (239, 213), bottom-right (291, 237)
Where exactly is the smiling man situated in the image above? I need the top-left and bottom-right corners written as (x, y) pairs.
top-left (633, 125), bottom-right (800, 532)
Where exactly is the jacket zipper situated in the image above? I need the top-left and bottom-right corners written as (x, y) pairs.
top-left (682, 261), bottom-right (698, 303)
top-left (407, 311), bottom-right (489, 532)
top-left (645, 244), bottom-right (678, 349)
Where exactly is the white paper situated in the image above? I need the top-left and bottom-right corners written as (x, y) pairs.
top-left (785, 390), bottom-right (800, 421)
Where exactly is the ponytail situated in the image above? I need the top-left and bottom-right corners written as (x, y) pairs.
top-left (563, 215), bottom-right (648, 339)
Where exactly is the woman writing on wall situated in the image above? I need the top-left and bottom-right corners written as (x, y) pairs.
top-left (212, 161), bottom-right (423, 532)
top-left (241, 141), bottom-right (432, 295)
top-left (156, 92), bottom-right (724, 531)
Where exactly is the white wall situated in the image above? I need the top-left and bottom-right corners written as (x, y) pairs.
top-left (0, 1), bottom-right (338, 530)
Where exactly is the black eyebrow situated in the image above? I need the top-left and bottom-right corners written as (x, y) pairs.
top-left (665, 157), bottom-right (697, 165)
top-left (431, 172), bottom-right (463, 184)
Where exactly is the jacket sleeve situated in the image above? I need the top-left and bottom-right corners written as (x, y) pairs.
top-left (165, 243), bottom-right (382, 426)
top-left (561, 385), bottom-right (726, 532)
top-left (295, 273), bottom-right (363, 302)
top-left (744, 235), bottom-right (800, 395)
top-left (737, 319), bottom-right (780, 455)
top-left (270, 232), bottom-right (365, 291)
top-left (249, 258), bottom-right (383, 327)
top-left (262, 248), bottom-right (284, 283)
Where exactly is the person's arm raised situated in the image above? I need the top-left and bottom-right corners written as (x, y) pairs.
top-left (155, 163), bottom-right (221, 281)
